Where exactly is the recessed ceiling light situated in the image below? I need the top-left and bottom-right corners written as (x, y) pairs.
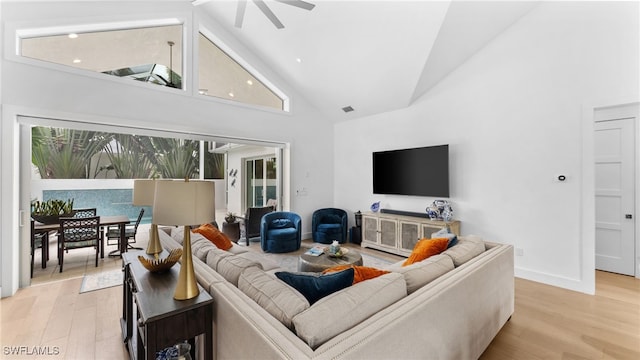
top-left (73, 58), bottom-right (82, 64)
top-left (246, 80), bottom-right (253, 86)
top-left (296, 58), bottom-right (302, 63)
top-left (68, 33), bottom-right (78, 39)
top-left (228, 92), bottom-right (235, 97)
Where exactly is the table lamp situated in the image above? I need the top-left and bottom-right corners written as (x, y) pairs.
top-left (133, 179), bottom-right (163, 255)
top-left (152, 179), bottom-right (215, 300)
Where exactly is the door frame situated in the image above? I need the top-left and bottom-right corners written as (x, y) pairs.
top-left (589, 101), bottom-right (639, 280)
top-left (593, 113), bottom-right (636, 276)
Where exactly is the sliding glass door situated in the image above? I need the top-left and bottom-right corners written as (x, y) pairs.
top-left (245, 156), bottom-right (277, 209)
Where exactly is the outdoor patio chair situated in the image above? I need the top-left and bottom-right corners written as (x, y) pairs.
top-left (72, 207), bottom-right (97, 218)
top-left (105, 208), bottom-right (144, 251)
top-left (30, 219), bottom-right (49, 277)
top-left (57, 215), bottom-right (101, 272)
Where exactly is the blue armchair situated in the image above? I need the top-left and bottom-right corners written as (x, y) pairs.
top-left (312, 208), bottom-right (348, 244)
top-left (260, 211), bottom-right (302, 253)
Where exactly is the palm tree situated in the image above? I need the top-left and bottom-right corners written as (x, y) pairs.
top-left (149, 137), bottom-right (199, 179)
top-left (32, 127), bottom-right (111, 179)
top-left (101, 134), bottom-right (155, 179)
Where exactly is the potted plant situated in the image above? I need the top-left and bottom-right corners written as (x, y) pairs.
top-left (224, 212), bottom-right (237, 224)
top-left (31, 198), bottom-right (74, 224)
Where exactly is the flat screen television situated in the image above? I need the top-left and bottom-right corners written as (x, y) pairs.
top-left (373, 144), bottom-right (449, 197)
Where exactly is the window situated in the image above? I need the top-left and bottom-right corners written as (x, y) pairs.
top-left (198, 33), bottom-right (285, 110)
top-left (20, 24), bottom-right (183, 89)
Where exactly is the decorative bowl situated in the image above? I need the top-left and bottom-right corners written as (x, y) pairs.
top-left (138, 248), bottom-right (182, 273)
top-left (325, 247), bottom-right (349, 258)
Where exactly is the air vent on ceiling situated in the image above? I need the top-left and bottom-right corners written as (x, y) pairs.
top-left (342, 106), bottom-right (354, 113)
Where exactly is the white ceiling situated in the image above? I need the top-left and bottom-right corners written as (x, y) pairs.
top-left (194, 0), bottom-right (539, 120)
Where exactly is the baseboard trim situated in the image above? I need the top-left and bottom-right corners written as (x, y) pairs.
top-left (515, 267), bottom-right (594, 295)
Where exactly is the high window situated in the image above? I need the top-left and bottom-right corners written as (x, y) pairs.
top-left (20, 24), bottom-right (184, 89)
top-left (16, 21), bottom-right (287, 110)
top-left (198, 32), bottom-right (285, 110)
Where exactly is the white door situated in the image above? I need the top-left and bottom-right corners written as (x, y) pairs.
top-left (595, 117), bottom-right (635, 276)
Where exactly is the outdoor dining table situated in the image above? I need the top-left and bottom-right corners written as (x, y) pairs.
top-left (33, 215), bottom-right (131, 259)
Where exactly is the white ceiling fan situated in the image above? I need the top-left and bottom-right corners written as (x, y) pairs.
top-left (193, 0), bottom-right (316, 29)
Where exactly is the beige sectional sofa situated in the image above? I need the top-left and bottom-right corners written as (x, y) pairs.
top-left (158, 227), bottom-right (514, 360)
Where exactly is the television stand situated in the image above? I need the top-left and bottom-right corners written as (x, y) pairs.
top-left (361, 211), bottom-right (460, 257)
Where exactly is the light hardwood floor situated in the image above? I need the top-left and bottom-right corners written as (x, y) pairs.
top-left (2, 229), bottom-right (639, 359)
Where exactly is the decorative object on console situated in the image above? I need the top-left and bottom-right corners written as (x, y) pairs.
top-left (153, 179), bottom-right (215, 300)
top-left (133, 179), bottom-right (163, 255)
top-left (370, 201), bottom-right (380, 212)
top-left (138, 248), bottom-right (183, 273)
top-left (426, 200), bottom-right (453, 221)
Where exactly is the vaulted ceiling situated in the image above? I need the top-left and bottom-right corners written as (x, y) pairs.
top-left (194, 1), bottom-right (539, 120)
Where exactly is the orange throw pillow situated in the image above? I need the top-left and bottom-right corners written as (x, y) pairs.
top-left (402, 238), bottom-right (449, 267)
top-left (322, 265), bottom-right (390, 284)
top-left (193, 223), bottom-right (233, 251)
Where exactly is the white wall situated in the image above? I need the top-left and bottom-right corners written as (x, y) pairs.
top-left (0, 1), bottom-right (334, 296)
top-left (334, 1), bottom-right (639, 294)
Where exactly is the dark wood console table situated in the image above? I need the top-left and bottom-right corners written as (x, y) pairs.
top-left (121, 251), bottom-right (213, 360)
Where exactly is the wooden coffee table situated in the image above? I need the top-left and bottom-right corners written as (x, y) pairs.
top-left (298, 248), bottom-right (363, 272)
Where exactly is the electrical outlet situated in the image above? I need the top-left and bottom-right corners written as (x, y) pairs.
top-left (515, 248), bottom-right (524, 256)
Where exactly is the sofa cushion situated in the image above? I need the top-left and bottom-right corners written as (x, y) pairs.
top-left (190, 233), bottom-right (218, 262)
top-left (238, 267), bottom-right (310, 329)
top-left (292, 272), bottom-right (407, 349)
top-left (317, 223), bottom-right (341, 233)
top-left (270, 218), bottom-right (293, 228)
top-left (403, 238), bottom-right (449, 266)
top-left (193, 223), bottom-right (233, 250)
top-left (205, 247), bottom-right (233, 271)
top-left (322, 265), bottom-right (390, 284)
top-left (267, 227), bottom-right (297, 240)
top-left (275, 269), bottom-right (354, 305)
top-left (236, 252), bottom-right (280, 272)
top-left (217, 256), bottom-right (262, 286)
top-left (441, 235), bottom-right (486, 267)
top-left (227, 244), bottom-right (249, 255)
top-left (322, 214), bottom-right (342, 224)
top-left (170, 226), bottom-right (184, 244)
top-left (386, 254), bottom-right (454, 294)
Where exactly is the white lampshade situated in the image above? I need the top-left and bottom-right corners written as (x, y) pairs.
top-left (152, 180), bottom-right (215, 226)
top-left (132, 179), bottom-right (156, 206)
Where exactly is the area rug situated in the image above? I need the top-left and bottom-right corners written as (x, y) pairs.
top-left (79, 269), bottom-right (123, 293)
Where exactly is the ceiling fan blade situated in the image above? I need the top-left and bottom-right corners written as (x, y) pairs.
top-left (273, 0), bottom-right (315, 11)
top-left (253, 0), bottom-right (284, 29)
top-left (191, 0), bottom-right (213, 6)
top-left (235, 0), bottom-right (247, 28)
